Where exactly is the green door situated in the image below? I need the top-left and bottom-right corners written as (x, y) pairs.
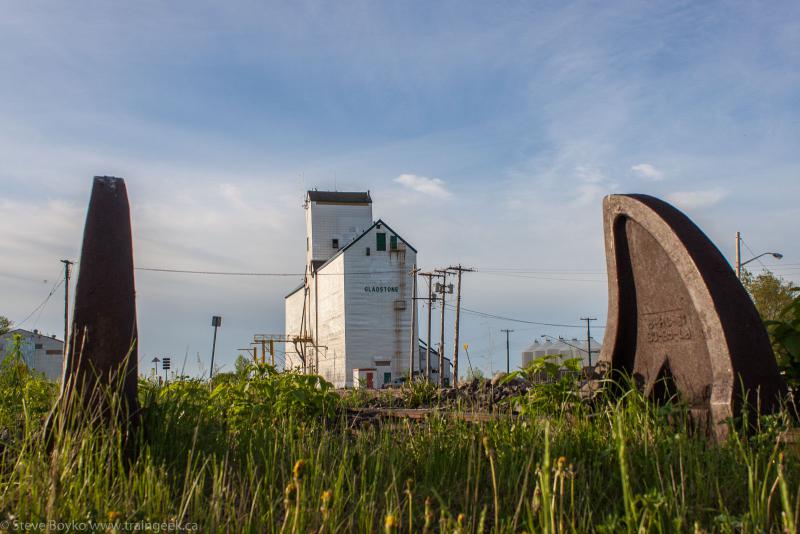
top-left (390, 235), bottom-right (398, 250)
top-left (376, 232), bottom-right (386, 251)
top-left (384, 372), bottom-right (391, 385)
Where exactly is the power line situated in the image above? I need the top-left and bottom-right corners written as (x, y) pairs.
top-left (476, 267), bottom-right (607, 274)
top-left (14, 275), bottom-right (64, 329)
top-left (444, 303), bottom-right (605, 329)
top-left (134, 267), bottom-right (415, 276)
top-left (134, 266), bottom-right (611, 279)
top-left (476, 272), bottom-right (607, 283)
top-left (0, 272), bottom-right (53, 284)
top-left (136, 264), bottom-right (608, 330)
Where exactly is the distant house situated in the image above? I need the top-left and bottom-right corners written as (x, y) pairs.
top-left (521, 337), bottom-right (603, 369)
top-left (0, 328), bottom-right (64, 381)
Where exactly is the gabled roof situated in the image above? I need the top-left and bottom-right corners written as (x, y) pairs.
top-left (1, 328), bottom-right (63, 343)
top-left (307, 190), bottom-right (372, 204)
top-left (314, 218), bottom-right (418, 274)
top-left (418, 339), bottom-right (451, 364)
top-left (418, 339), bottom-right (438, 357)
top-left (285, 282), bottom-right (305, 299)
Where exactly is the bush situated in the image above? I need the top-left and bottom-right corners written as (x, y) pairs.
top-left (766, 288), bottom-right (800, 389)
top-left (504, 354), bottom-right (583, 416)
top-left (0, 334), bottom-right (57, 435)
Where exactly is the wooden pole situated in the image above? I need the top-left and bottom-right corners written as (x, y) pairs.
top-left (447, 265), bottom-right (473, 388)
top-left (419, 273), bottom-right (435, 381)
top-left (452, 267), bottom-right (462, 387)
top-left (408, 266), bottom-right (418, 380)
top-left (60, 259), bottom-right (73, 353)
top-left (436, 270), bottom-right (447, 388)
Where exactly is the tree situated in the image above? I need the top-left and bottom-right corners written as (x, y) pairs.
top-left (742, 270), bottom-right (800, 389)
top-left (234, 354), bottom-right (252, 378)
top-left (0, 316), bottom-right (12, 336)
top-left (766, 293), bottom-right (800, 390)
top-left (741, 270), bottom-right (797, 322)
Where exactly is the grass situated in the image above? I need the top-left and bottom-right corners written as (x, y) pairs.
top-left (0, 346), bottom-right (799, 532)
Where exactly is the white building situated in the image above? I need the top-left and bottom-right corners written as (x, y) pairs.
top-left (285, 191), bottom-right (418, 388)
top-left (521, 337), bottom-right (603, 369)
top-left (0, 328), bottom-right (64, 381)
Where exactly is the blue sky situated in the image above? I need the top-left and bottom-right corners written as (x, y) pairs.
top-left (2, 1), bottom-right (799, 377)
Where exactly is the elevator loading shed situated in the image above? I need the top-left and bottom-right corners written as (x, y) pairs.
top-left (284, 191), bottom-right (418, 388)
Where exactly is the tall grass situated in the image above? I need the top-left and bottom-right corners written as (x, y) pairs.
top-left (0, 353), bottom-right (798, 532)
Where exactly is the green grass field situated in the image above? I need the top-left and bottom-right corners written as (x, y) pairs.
top-left (0, 350), bottom-right (798, 533)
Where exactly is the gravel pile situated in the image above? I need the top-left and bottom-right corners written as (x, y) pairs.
top-left (434, 372), bottom-right (533, 409)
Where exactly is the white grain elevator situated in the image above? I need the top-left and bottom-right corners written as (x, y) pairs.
top-left (285, 191), bottom-right (418, 387)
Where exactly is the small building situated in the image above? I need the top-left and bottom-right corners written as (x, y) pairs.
top-left (521, 337), bottom-right (603, 369)
top-left (285, 190), bottom-right (418, 388)
top-left (351, 342), bottom-right (451, 389)
top-left (417, 339), bottom-right (452, 386)
top-left (0, 328), bottom-right (64, 381)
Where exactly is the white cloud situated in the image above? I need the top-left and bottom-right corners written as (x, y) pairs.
top-left (576, 165), bottom-right (606, 184)
top-left (666, 189), bottom-right (728, 209)
top-left (394, 174), bottom-right (451, 198)
top-left (631, 163), bottom-right (664, 181)
top-left (572, 165), bottom-right (617, 206)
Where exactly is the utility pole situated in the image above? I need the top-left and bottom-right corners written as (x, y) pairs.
top-left (435, 269), bottom-right (451, 387)
top-left (269, 338), bottom-right (275, 366)
top-left (501, 329), bottom-right (513, 373)
top-left (735, 231), bottom-right (742, 279)
top-left (408, 266), bottom-right (419, 381)
top-left (581, 317), bottom-right (597, 367)
top-left (418, 272), bottom-right (440, 382)
top-left (60, 259), bottom-right (73, 351)
top-left (447, 265), bottom-right (474, 388)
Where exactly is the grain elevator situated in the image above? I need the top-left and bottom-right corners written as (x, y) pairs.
top-left (284, 191), bottom-right (418, 387)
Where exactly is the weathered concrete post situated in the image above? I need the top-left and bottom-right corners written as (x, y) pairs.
top-left (61, 176), bottom-right (138, 423)
top-left (598, 194), bottom-right (786, 440)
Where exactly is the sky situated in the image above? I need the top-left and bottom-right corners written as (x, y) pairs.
top-left (1, 0), bottom-right (799, 377)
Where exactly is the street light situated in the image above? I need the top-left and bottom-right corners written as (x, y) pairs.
top-left (735, 231), bottom-right (783, 279)
top-left (209, 315), bottom-right (222, 379)
top-left (740, 252), bottom-right (783, 269)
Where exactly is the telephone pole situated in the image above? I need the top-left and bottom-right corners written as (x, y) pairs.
top-left (501, 329), bottom-right (513, 373)
top-left (435, 269), bottom-right (451, 387)
top-left (408, 265), bottom-right (420, 380)
top-left (447, 265), bottom-right (474, 387)
top-left (581, 317), bottom-right (597, 367)
top-left (60, 259), bottom-right (73, 351)
top-left (418, 272), bottom-right (440, 381)
top-left (735, 231), bottom-right (742, 279)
